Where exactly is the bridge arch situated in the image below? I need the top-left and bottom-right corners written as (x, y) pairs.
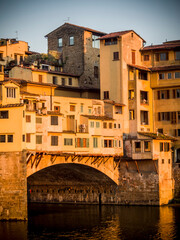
top-left (26, 153), bottom-right (120, 185)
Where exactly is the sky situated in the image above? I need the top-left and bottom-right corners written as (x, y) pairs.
top-left (0, 0), bottom-right (180, 53)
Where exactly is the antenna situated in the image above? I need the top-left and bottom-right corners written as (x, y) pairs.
top-left (15, 31), bottom-right (18, 40)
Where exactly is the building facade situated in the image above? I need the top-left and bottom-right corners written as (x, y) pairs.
top-left (45, 23), bottom-right (106, 89)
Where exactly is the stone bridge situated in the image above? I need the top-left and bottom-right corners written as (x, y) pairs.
top-left (26, 151), bottom-right (120, 185)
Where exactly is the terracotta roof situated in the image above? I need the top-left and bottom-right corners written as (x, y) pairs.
top-left (45, 22), bottom-right (106, 37)
top-left (0, 103), bottom-right (24, 108)
top-left (81, 115), bottom-right (114, 121)
top-left (138, 132), bottom-right (176, 141)
top-left (141, 41), bottom-right (180, 51)
top-left (15, 65), bottom-right (80, 77)
top-left (0, 79), bottom-right (20, 87)
top-left (20, 91), bottom-right (40, 96)
top-left (5, 78), bottom-right (57, 88)
top-left (150, 65), bottom-right (180, 72)
top-left (98, 30), bottom-right (146, 42)
top-left (128, 64), bottom-right (151, 72)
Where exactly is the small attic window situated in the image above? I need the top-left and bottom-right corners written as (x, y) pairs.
top-left (131, 33), bottom-right (134, 38)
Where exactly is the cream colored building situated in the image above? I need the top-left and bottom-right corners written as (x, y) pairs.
top-left (0, 38), bottom-right (29, 65)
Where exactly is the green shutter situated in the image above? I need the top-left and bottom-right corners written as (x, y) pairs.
top-left (87, 138), bottom-right (89, 148)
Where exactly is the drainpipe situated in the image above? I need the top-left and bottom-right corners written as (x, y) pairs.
top-left (50, 87), bottom-right (52, 111)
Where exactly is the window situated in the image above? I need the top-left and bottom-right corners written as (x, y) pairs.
top-left (156, 53), bottom-right (168, 61)
top-left (0, 135), bottom-right (6, 142)
top-left (171, 112), bottom-right (177, 124)
top-left (0, 111), bottom-right (8, 119)
top-left (92, 35), bottom-right (100, 48)
top-left (76, 138), bottom-right (89, 148)
top-left (54, 106), bottom-right (60, 112)
top-left (36, 117), bottom-right (42, 124)
top-left (115, 106), bottom-right (122, 114)
top-left (90, 121), bottom-right (94, 128)
top-left (7, 135), bottom-right (13, 142)
top-left (164, 142), bottom-right (170, 152)
top-left (144, 141), bottom-right (151, 152)
top-left (144, 55), bottom-right (149, 61)
top-left (70, 105), bottom-right (75, 111)
top-left (53, 76), bottom-right (58, 84)
top-left (0, 53), bottom-right (3, 60)
top-left (114, 123), bottom-right (116, 128)
top-left (132, 51), bottom-right (136, 64)
top-left (69, 36), bottom-right (74, 46)
top-left (93, 137), bottom-right (98, 148)
top-left (138, 71), bottom-right (148, 80)
top-left (140, 91), bottom-right (148, 104)
top-left (168, 73), bottom-right (172, 79)
top-left (51, 116), bottom-right (58, 125)
top-left (160, 53), bottom-right (168, 61)
top-left (109, 123), bottom-right (112, 129)
top-left (129, 90), bottom-right (134, 99)
top-left (158, 112), bottom-right (170, 121)
top-left (159, 73), bottom-right (165, 80)
top-left (26, 115), bottom-right (31, 122)
top-left (26, 133), bottom-right (31, 143)
top-left (118, 124), bottom-right (121, 128)
top-left (68, 78), bottom-right (72, 85)
top-left (39, 75), bottom-right (43, 83)
top-left (88, 108), bottom-right (92, 114)
top-left (96, 122), bottom-right (100, 128)
top-left (129, 110), bottom-right (134, 120)
top-left (135, 142), bottom-right (141, 152)
top-left (160, 142), bottom-right (163, 152)
top-left (94, 66), bottom-right (99, 78)
top-left (168, 159), bottom-right (171, 164)
top-left (22, 135), bottom-right (25, 142)
top-left (119, 140), bottom-right (121, 148)
top-left (64, 138), bottom-right (73, 146)
top-left (6, 88), bottom-right (16, 98)
top-left (103, 122), bottom-right (107, 128)
top-left (175, 51), bottom-right (180, 60)
top-left (158, 128), bottom-right (163, 133)
top-left (36, 135), bottom-right (42, 144)
top-left (175, 72), bottom-right (180, 79)
top-left (58, 38), bottom-right (62, 47)
top-left (157, 90), bottom-right (170, 99)
top-left (113, 52), bottom-right (119, 60)
top-left (51, 136), bottom-right (58, 146)
top-left (162, 159), bottom-right (164, 164)
top-left (103, 91), bottom-right (109, 99)
top-left (141, 111), bottom-right (148, 125)
top-left (104, 139), bottom-right (113, 148)
top-left (80, 104), bottom-right (83, 113)
top-left (173, 89), bottom-right (180, 98)
top-left (105, 38), bottom-right (117, 46)
top-left (174, 129), bottom-right (180, 137)
top-left (61, 78), bottom-right (65, 86)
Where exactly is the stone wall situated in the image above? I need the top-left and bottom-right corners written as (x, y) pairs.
top-left (116, 160), bottom-right (160, 205)
top-left (0, 151), bottom-right (27, 220)
top-left (173, 163), bottom-right (180, 198)
top-left (47, 23), bottom-right (101, 88)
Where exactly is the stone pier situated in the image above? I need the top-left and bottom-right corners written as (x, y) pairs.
top-left (0, 151), bottom-right (27, 220)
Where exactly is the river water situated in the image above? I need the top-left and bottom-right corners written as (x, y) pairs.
top-left (0, 203), bottom-right (179, 240)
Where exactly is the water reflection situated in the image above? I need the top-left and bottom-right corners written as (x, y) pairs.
top-left (0, 204), bottom-right (179, 240)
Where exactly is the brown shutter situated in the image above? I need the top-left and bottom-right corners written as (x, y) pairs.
top-left (167, 90), bottom-right (170, 99)
top-left (155, 53), bottom-right (159, 61)
top-left (173, 89), bottom-right (176, 98)
top-left (158, 112), bottom-right (161, 121)
top-left (157, 91), bottom-right (160, 99)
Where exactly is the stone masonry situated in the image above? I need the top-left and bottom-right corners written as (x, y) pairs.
top-left (0, 151), bottom-right (27, 220)
top-left (45, 23), bottom-right (105, 88)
